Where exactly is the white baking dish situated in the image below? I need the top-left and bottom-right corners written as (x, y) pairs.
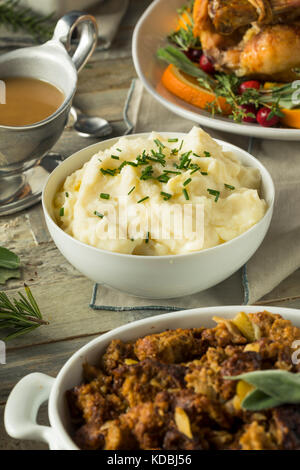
top-left (4, 305), bottom-right (300, 450)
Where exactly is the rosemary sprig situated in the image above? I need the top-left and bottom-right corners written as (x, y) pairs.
top-left (0, 284), bottom-right (48, 341)
top-left (0, 0), bottom-right (54, 42)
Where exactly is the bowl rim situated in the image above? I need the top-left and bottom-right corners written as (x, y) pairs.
top-left (132, 0), bottom-right (300, 140)
top-left (48, 304), bottom-right (300, 450)
top-left (42, 131), bottom-right (275, 260)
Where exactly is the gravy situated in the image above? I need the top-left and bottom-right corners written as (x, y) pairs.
top-left (0, 77), bottom-right (65, 126)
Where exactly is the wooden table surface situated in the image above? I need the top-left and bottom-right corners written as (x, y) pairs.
top-left (1, 0), bottom-right (300, 450)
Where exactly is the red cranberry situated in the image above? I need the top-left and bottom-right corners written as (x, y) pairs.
top-left (184, 48), bottom-right (202, 62)
top-left (240, 104), bottom-right (257, 123)
top-left (238, 80), bottom-right (261, 94)
top-left (256, 107), bottom-right (279, 127)
top-left (199, 54), bottom-right (215, 74)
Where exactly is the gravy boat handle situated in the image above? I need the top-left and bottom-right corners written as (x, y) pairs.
top-left (52, 11), bottom-right (98, 73)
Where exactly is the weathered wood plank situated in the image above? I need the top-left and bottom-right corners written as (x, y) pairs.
top-left (1, 0), bottom-right (300, 451)
top-left (77, 58), bottom-right (135, 94)
top-left (0, 404), bottom-right (48, 450)
top-left (0, 333), bottom-right (99, 403)
top-left (1, 277), bottom-right (167, 348)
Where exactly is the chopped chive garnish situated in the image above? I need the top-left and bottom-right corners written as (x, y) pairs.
top-left (111, 155), bottom-right (119, 160)
top-left (145, 232), bottom-right (150, 243)
top-left (207, 189), bottom-right (220, 202)
top-left (163, 170), bottom-right (181, 175)
top-left (178, 151), bottom-right (192, 169)
top-left (154, 138), bottom-right (165, 149)
top-left (183, 178), bottom-right (192, 187)
top-left (65, 192), bottom-right (69, 197)
top-left (118, 161), bottom-right (126, 171)
top-left (100, 193), bottom-right (110, 200)
top-left (137, 196), bottom-right (149, 204)
top-left (225, 184), bottom-right (235, 190)
top-left (168, 138), bottom-right (178, 143)
top-left (100, 168), bottom-right (117, 176)
top-left (190, 165), bottom-right (200, 175)
top-left (148, 157), bottom-right (166, 167)
top-left (160, 191), bottom-right (172, 200)
top-left (204, 151), bottom-right (211, 158)
top-left (201, 171), bottom-right (208, 176)
top-left (119, 161), bottom-right (138, 171)
top-left (140, 165), bottom-right (154, 180)
top-left (157, 174), bottom-right (170, 183)
top-left (193, 152), bottom-right (201, 158)
top-left (183, 188), bottom-right (189, 200)
top-left (172, 141), bottom-right (183, 156)
top-left (137, 152), bottom-right (148, 165)
top-left (150, 150), bottom-right (166, 165)
top-left (116, 148), bottom-right (122, 152)
top-left (59, 207), bottom-right (64, 217)
top-left (128, 186), bottom-right (135, 195)
top-left (94, 211), bottom-right (104, 218)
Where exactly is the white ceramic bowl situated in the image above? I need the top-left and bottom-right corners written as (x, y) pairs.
top-left (4, 305), bottom-right (300, 450)
top-left (132, 0), bottom-right (300, 141)
top-left (42, 132), bottom-right (274, 299)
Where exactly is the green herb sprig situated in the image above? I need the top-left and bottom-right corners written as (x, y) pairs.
top-left (168, 22), bottom-right (200, 52)
top-left (226, 370), bottom-right (300, 411)
top-left (157, 45), bottom-right (299, 122)
top-left (0, 0), bottom-right (54, 42)
top-left (157, 46), bottom-right (215, 91)
top-left (0, 284), bottom-right (48, 341)
top-left (207, 188), bottom-right (220, 202)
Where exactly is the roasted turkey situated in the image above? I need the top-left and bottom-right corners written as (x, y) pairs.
top-left (193, 0), bottom-right (300, 80)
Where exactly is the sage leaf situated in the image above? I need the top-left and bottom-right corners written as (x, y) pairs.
top-left (242, 389), bottom-right (284, 411)
top-left (0, 267), bottom-right (21, 285)
top-left (157, 46), bottom-right (215, 88)
top-left (226, 370), bottom-right (300, 410)
top-left (0, 247), bottom-right (20, 270)
top-left (226, 370), bottom-right (300, 402)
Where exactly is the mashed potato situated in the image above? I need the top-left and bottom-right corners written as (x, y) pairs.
top-left (53, 127), bottom-right (267, 255)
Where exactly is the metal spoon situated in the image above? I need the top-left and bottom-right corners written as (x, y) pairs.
top-left (70, 107), bottom-right (113, 138)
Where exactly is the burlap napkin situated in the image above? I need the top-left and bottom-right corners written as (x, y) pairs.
top-left (92, 78), bottom-right (300, 310)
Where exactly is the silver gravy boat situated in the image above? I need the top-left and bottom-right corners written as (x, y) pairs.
top-left (0, 11), bottom-right (98, 215)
